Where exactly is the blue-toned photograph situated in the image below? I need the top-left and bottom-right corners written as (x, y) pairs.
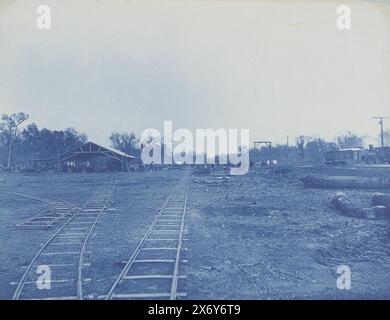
top-left (0, 0), bottom-right (389, 303)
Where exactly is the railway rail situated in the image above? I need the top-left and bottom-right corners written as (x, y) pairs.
top-left (8, 192), bottom-right (79, 228)
top-left (105, 177), bottom-right (190, 300)
top-left (5, 192), bottom-right (76, 207)
top-left (12, 182), bottom-right (116, 300)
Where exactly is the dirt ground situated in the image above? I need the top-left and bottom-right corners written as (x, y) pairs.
top-left (0, 166), bottom-right (389, 299)
top-left (184, 166), bottom-right (390, 299)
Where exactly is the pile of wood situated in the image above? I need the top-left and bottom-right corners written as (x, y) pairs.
top-left (302, 174), bottom-right (390, 189)
top-left (331, 192), bottom-right (390, 219)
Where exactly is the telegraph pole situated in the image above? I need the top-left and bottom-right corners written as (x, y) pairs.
top-left (286, 135), bottom-right (289, 165)
top-left (372, 117), bottom-right (390, 147)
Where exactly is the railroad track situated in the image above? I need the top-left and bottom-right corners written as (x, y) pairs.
top-left (105, 177), bottom-right (190, 300)
top-left (12, 182), bottom-right (117, 300)
top-left (8, 192), bottom-right (79, 228)
top-left (5, 192), bottom-right (76, 207)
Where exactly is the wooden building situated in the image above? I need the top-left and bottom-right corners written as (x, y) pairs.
top-left (58, 142), bottom-right (137, 172)
top-left (325, 148), bottom-right (366, 165)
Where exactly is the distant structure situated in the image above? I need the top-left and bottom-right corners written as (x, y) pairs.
top-left (325, 147), bottom-right (366, 165)
top-left (58, 142), bottom-right (138, 172)
top-left (325, 146), bottom-right (390, 165)
top-left (253, 140), bottom-right (274, 166)
top-left (253, 141), bottom-right (272, 150)
top-left (372, 116), bottom-right (390, 148)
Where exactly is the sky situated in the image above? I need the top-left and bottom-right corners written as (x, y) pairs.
top-left (0, 0), bottom-right (389, 147)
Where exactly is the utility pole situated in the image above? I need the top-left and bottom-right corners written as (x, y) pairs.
top-left (372, 116), bottom-right (390, 147)
top-left (286, 135), bottom-right (289, 166)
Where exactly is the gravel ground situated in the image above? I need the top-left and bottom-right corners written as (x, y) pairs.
top-left (0, 166), bottom-right (389, 299)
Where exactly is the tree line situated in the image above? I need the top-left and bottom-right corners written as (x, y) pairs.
top-left (0, 112), bottom-right (142, 171)
top-left (1, 111), bottom-right (389, 170)
top-left (0, 113), bottom-right (87, 170)
top-left (251, 132), bottom-right (389, 165)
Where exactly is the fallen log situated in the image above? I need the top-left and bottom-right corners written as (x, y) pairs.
top-left (371, 193), bottom-right (390, 207)
top-left (302, 174), bottom-right (390, 189)
top-left (371, 193), bottom-right (390, 218)
top-left (331, 192), bottom-right (375, 219)
top-left (372, 205), bottom-right (390, 219)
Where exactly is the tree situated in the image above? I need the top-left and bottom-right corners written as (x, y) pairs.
top-left (21, 124), bottom-right (87, 159)
top-left (63, 128), bottom-right (87, 152)
top-left (109, 132), bottom-right (141, 157)
top-left (296, 135), bottom-right (307, 159)
top-left (0, 112), bottom-right (29, 169)
top-left (305, 138), bottom-right (338, 162)
top-left (336, 132), bottom-right (363, 149)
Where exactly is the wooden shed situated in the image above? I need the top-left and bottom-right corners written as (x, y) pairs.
top-left (58, 142), bottom-right (137, 172)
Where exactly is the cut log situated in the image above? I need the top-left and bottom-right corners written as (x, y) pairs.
top-left (371, 193), bottom-right (390, 207)
top-left (372, 205), bottom-right (389, 219)
top-left (302, 174), bottom-right (390, 189)
top-left (370, 193), bottom-right (390, 218)
top-left (331, 192), bottom-right (375, 219)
